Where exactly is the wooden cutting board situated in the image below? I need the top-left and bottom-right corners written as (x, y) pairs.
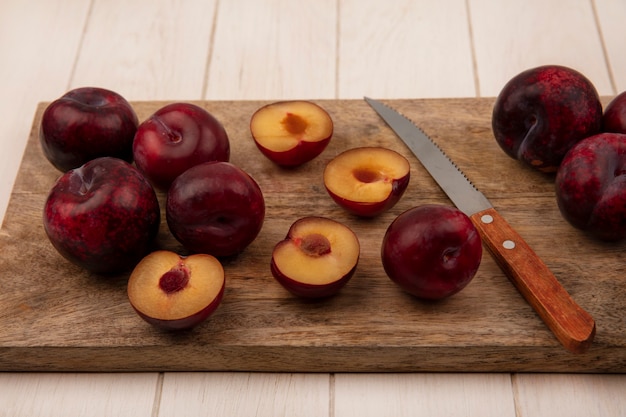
top-left (0, 98), bottom-right (624, 372)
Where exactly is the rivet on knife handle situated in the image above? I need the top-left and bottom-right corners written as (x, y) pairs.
top-left (472, 207), bottom-right (596, 354)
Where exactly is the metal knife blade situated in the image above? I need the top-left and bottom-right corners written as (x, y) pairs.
top-left (365, 97), bottom-right (595, 354)
top-left (364, 97), bottom-right (491, 217)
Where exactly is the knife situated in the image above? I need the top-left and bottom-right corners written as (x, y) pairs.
top-left (364, 97), bottom-right (595, 354)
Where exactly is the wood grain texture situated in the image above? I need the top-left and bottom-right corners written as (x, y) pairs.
top-left (0, 98), bottom-right (624, 373)
top-left (158, 373), bottom-right (330, 417)
top-left (471, 207), bottom-right (595, 354)
top-left (595, 0), bottom-right (626, 92)
top-left (469, 0), bottom-right (614, 96)
top-left (334, 373), bottom-right (517, 417)
top-left (0, 373), bottom-right (158, 417)
top-left (72, 0), bottom-right (217, 101)
top-left (206, 0), bottom-right (337, 100)
top-left (0, 0), bottom-right (90, 226)
top-left (513, 374), bottom-right (626, 417)
top-left (338, 0), bottom-right (476, 99)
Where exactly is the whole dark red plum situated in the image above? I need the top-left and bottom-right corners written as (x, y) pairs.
top-left (492, 65), bottom-right (602, 173)
top-left (166, 161), bottom-right (265, 257)
top-left (555, 132), bottom-right (626, 241)
top-left (40, 87), bottom-right (138, 172)
top-left (381, 204), bottom-right (482, 300)
top-left (133, 102), bottom-right (230, 190)
top-left (603, 91), bottom-right (626, 134)
top-left (43, 157), bottom-right (161, 274)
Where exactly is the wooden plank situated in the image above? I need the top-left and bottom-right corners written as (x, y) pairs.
top-left (338, 0), bottom-right (476, 99)
top-left (0, 373), bottom-right (158, 417)
top-left (158, 373), bottom-right (330, 417)
top-left (469, 0), bottom-right (614, 97)
top-left (334, 374), bottom-right (516, 417)
top-left (71, 0), bottom-right (217, 100)
top-left (0, 98), bottom-right (624, 372)
top-left (0, 0), bottom-right (90, 224)
top-left (68, 2), bottom-right (334, 415)
top-left (513, 374), bottom-right (626, 417)
top-left (594, 0), bottom-right (626, 93)
top-left (206, 0), bottom-right (337, 100)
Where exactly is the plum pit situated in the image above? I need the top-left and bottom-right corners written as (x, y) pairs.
top-left (270, 217), bottom-right (360, 297)
top-left (250, 101), bottom-right (333, 167)
top-left (159, 263), bottom-right (190, 294)
top-left (298, 233), bottom-right (331, 257)
top-left (353, 167), bottom-right (385, 184)
top-left (281, 112), bottom-right (308, 135)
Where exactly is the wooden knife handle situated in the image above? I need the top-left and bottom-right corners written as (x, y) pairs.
top-left (470, 207), bottom-right (596, 354)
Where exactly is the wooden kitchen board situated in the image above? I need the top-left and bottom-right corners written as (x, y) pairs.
top-left (0, 98), bottom-right (624, 373)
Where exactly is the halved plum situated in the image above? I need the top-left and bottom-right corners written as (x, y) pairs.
top-left (271, 217), bottom-right (360, 298)
top-left (250, 100), bottom-right (333, 167)
top-left (127, 250), bottom-right (225, 330)
top-left (323, 147), bottom-right (410, 217)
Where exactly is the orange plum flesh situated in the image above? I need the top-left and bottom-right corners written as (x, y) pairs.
top-left (271, 217), bottom-right (360, 298)
top-left (250, 101), bottom-right (333, 167)
top-left (127, 250), bottom-right (225, 330)
top-left (323, 147), bottom-right (410, 217)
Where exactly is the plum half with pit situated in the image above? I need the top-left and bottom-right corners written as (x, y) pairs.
top-left (127, 250), bottom-right (225, 331)
top-left (323, 147), bottom-right (410, 217)
top-left (271, 217), bottom-right (360, 298)
top-left (250, 100), bottom-right (333, 167)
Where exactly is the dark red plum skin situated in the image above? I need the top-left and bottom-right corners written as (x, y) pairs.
top-left (43, 157), bottom-right (161, 274)
top-left (166, 161), bottom-right (265, 257)
top-left (381, 204), bottom-right (482, 300)
top-left (603, 91), bottom-right (626, 134)
top-left (40, 87), bottom-right (138, 172)
top-left (492, 65), bottom-right (602, 173)
top-left (255, 138), bottom-right (331, 168)
top-left (555, 133), bottom-right (626, 241)
top-left (133, 103), bottom-right (230, 190)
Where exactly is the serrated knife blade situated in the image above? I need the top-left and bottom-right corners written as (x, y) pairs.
top-left (365, 97), bottom-right (595, 354)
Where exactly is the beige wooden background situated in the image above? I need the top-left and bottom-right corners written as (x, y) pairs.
top-left (1, 1), bottom-right (625, 416)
